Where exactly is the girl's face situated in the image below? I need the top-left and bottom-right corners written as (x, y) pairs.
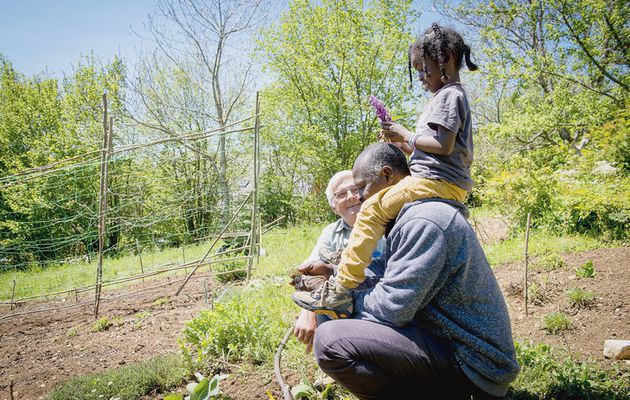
top-left (411, 51), bottom-right (445, 93)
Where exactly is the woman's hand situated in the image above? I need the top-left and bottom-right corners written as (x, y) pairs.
top-left (294, 310), bottom-right (318, 353)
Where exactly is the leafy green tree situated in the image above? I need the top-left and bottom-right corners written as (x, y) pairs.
top-left (259, 0), bottom-right (418, 221)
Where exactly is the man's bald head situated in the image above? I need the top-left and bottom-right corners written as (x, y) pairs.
top-left (352, 143), bottom-right (410, 201)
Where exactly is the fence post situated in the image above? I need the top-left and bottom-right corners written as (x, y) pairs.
top-left (10, 279), bottom-right (16, 310)
top-left (136, 238), bottom-right (144, 282)
top-left (94, 92), bottom-right (112, 318)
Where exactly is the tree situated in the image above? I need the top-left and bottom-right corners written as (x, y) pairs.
top-left (129, 0), bottom-right (273, 226)
top-left (258, 0), bottom-right (418, 220)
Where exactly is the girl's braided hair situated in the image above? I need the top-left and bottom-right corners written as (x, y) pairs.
top-left (408, 23), bottom-right (478, 87)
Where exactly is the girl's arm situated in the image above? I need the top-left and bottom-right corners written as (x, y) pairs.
top-left (381, 122), bottom-right (456, 156)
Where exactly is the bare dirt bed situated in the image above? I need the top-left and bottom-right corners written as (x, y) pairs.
top-left (495, 246), bottom-right (630, 364)
top-left (1, 235), bottom-right (628, 399)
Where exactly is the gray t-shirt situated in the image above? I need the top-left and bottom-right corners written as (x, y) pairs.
top-left (410, 83), bottom-right (474, 191)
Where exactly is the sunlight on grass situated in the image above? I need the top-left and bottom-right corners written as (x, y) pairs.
top-left (483, 230), bottom-right (608, 268)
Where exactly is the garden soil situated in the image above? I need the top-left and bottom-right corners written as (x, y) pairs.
top-left (0, 222), bottom-right (628, 399)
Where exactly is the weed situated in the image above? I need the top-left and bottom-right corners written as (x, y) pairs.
top-left (575, 260), bottom-right (597, 278)
top-left (153, 296), bottom-right (170, 307)
top-left (111, 316), bottom-right (125, 327)
top-left (509, 341), bottom-right (630, 399)
top-left (134, 311), bottom-right (151, 320)
top-left (527, 282), bottom-right (548, 306)
top-left (66, 327), bottom-right (78, 338)
top-left (91, 317), bottom-right (111, 333)
top-left (47, 354), bottom-right (189, 400)
top-left (532, 253), bottom-right (565, 271)
top-left (180, 282), bottom-right (294, 372)
top-left (567, 288), bottom-right (596, 309)
top-left (542, 312), bottom-right (572, 334)
top-left (214, 259), bottom-right (247, 283)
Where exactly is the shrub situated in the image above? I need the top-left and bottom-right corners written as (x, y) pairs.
top-left (567, 288), bottom-right (596, 309)
top-left (575, 260), bottom-right (597, 278)
top-left (542, 312), bottom-right (572, 335)
top-left (180, 283), bottom-right (294, 372)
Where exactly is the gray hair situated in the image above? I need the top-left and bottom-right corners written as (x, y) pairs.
top-left (325, 170), bottom-right (352, 207)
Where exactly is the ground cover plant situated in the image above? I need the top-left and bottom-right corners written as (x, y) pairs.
top-left (46, 354), bottom-right (189, 400)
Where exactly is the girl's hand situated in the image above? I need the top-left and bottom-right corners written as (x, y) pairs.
top-left (381, 122), bottom-right (410, 143)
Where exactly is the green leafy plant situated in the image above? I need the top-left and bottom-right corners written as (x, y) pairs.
top-left (542, 312), bottom-right (573, 335)
top-left (567, 288), bottom-right (596, 309)
top-left (214, 259), bottom-right (247, 283)
top-left (575, 260), bottom-right (597, 278)
top-left (527, 282), bottom-right (548, 306)
top-left (291, 381), bottom-right (317, 399)
top-left (184, 373), bottom-right (227, 400)
top-left (91, 317), bottom-right (111, 333)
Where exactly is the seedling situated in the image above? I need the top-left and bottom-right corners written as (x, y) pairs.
top-left (91, 317), bottom-right (111, 332)
top-left (566, 288), bottom-right (595, 309)
top-left (542, 312), bottom-right (572, 334)
top-left (574, 260), bottom-right (596, 278)
top-left (533, 253), bottom-right (565, 271)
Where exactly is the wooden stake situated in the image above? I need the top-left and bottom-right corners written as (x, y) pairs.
top-left (10, 280), bottom-right (16, 310)
top-left (247, 92), bottom-right (260, 282)
top-left (9, 379), bottom-right (14, 400)
top-left (203, 281), bottom-right (208, 305)
top-left (136, 239), bottom-right (144, 282)
top-left (524, 212), bottom-right (531, 317)
top-left (94, 92), bottom-right (111, 318)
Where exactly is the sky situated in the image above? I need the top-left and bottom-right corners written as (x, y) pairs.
top-left (0, 0), bottom-right (447, 78)
top-left (0, 0), bottom-right (159, 77)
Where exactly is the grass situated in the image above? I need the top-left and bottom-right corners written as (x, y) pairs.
top-left (47, 354), bottom-right (189, 400)
top-left (531, 253), bottom-right (565, 271)
top-left (0, 224), bottom-right (326, 301)
top-left (484, 230), bottom-right (606, 268)
top-left (575, 260), bottom-right (597, 278)
top-left (543, 312), bottom-right (573, 335)
top-left (91, 317), bottom-right (111, 332)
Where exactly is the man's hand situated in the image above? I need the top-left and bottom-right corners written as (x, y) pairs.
top-left (381, 122), bottom-right (411, 143)
top-left (294, 309), bottom-right (318, 353)
top-left (298, 260), bottom-right (334, 278)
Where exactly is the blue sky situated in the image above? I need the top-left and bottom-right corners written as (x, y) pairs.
top-left (0, 0), bottom-right (158, 76)
top-left (0, 0), bottom-right (447, 77)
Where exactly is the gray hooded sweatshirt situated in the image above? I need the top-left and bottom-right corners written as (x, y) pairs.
top-left (353, 199), bottom-right (520, 396)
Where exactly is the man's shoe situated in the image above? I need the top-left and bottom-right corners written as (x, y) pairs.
top-left (291, 276), bottom-right (353, 319)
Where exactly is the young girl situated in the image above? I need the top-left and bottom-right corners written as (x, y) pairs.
top-left (293, 24), bottom-right (478, 318)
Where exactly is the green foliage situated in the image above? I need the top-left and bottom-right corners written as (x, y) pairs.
top-left (186, 373), bottom-right (227, 400)
top-left (575, 260), bottom-right (597, 278)
top-left (542, 312), bottom-right (573, 335)
top-left (532, 253), bottom-right (565, 271)
top-left (510, 342), bottom-right (630, 399)
top-left (291, 381), bottom-right (317, 399)
top-left (91, 317), bottom-right (111, 333)
top-left (258, 0), bottom-right (418, 221)
top-left (214, 259), bottom-right (247, 283)
top-left (47, 354), bottom-right (189, 400)
top-left (180, 282), bottom-right (294, 372)
top-left (566, 288), bottom-right (596, 309)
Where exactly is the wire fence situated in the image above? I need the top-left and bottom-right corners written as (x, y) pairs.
top-left (0, 92), bottom-right (265, 319)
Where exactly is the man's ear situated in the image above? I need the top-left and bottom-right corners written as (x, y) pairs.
top-left (381, 166), bottom-right (394, 183)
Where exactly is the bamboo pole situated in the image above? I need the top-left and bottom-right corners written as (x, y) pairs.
top-left (247, 92), bottom-right (260, 282)
top-left (175, 192), bottom-right (253, 296)
top-left (524, 212), bottom-right (531, 317)
top-left (94, 93), bottom-right (111, 318)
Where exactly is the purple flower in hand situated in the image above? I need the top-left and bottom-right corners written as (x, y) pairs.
top-left (369, 95), bottom-right (393, 124)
